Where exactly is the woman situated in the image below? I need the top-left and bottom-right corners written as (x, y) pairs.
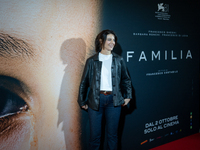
top-left (78, 29), bottom-right (132, 150)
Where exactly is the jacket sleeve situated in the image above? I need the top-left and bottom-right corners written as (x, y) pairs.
top-left (120, 57), bottom-right (132, 99)
top-left (78, 58), bottom-right (90, 107)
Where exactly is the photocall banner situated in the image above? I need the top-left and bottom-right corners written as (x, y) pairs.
top-left (102, 0), bottom-right (199, 149)
top-left (0, 0), bottom-right (199, 150)
top-left (81, 0), bottom-right (199, 149)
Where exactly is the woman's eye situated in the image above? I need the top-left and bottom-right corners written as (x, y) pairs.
top-left (0, 88), bottom-right (28, 118)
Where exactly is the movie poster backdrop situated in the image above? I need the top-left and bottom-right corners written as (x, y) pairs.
top-left (0, 0), bottom-right (199, 150)
top-left (81, 0), bottom-right (199, 149)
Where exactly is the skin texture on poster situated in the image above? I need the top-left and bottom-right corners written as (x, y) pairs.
top-left (0, 0), bottom-right (101, 149)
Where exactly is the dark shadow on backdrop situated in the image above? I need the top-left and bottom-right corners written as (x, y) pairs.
top-left (118, 71), bottom-right (136, 150)
top-left (57, 38), bottom-right (86, 149)
top-left (114, 43), bottom-right (137, 150)
top-left (113, 43), bottom-right (123, 56)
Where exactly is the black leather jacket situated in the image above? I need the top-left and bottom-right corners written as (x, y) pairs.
top-left (78, 52), bottom-right (132, 110)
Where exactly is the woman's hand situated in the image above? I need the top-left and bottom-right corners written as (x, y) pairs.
top-left (122, 99), bottom-right (130, 107)
top-left (81, 104), bottom-right (88, 110)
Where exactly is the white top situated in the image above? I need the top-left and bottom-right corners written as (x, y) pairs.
top-left (99, 53), bottom-right (113, 91)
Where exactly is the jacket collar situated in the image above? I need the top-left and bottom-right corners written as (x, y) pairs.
top-left (93, 52), bottom-right (117, 61)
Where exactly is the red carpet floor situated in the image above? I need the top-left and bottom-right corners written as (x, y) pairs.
top-left (150, 133), bottom-right (200, 150)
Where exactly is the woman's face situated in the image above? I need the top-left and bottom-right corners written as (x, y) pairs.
top-left (0, 0), bottom-right (101, 149)
top-left (103, 34), bottom-right (116, 52)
